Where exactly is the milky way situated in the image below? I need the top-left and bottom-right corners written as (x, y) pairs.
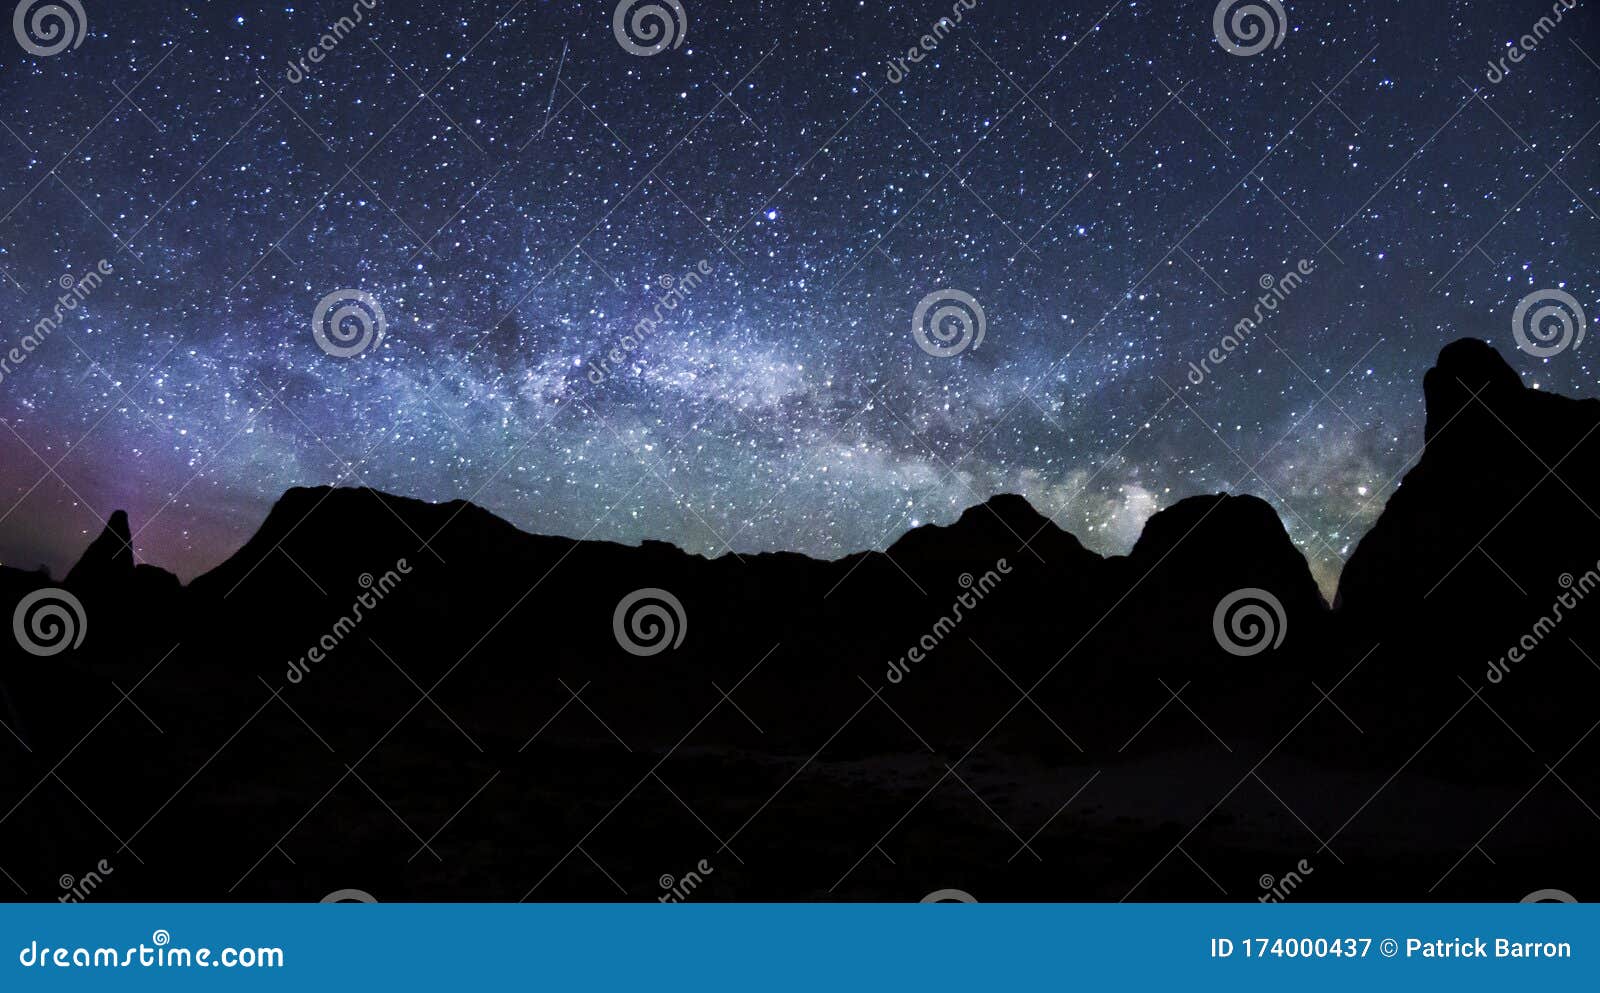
top-left (0, 0), bottom-right (1596, 595)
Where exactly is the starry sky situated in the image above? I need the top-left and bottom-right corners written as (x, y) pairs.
top-left (0, 0), bottom-right (1595, 595)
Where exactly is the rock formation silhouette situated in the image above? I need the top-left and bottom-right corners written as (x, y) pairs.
top-left (0, 339), bottom-right (1595, 902)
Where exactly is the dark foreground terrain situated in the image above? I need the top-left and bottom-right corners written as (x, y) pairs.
top-left (2, 338), bottom-right (1598, 902)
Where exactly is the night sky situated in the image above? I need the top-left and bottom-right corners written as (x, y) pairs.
top-left (0, 0), bottom-right (1595, 595)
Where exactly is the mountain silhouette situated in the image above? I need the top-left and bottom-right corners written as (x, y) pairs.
top-left (1, 338), bottom-right (1597, 902)
top-left (62, 509), bottom-right (135, 589)
top-left (1335, 337), bottom-right (1600, 769)
top-left (1341, 338), bottom-right (1600, 630)
top-left (60, 509), bottom-right (180, 615)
